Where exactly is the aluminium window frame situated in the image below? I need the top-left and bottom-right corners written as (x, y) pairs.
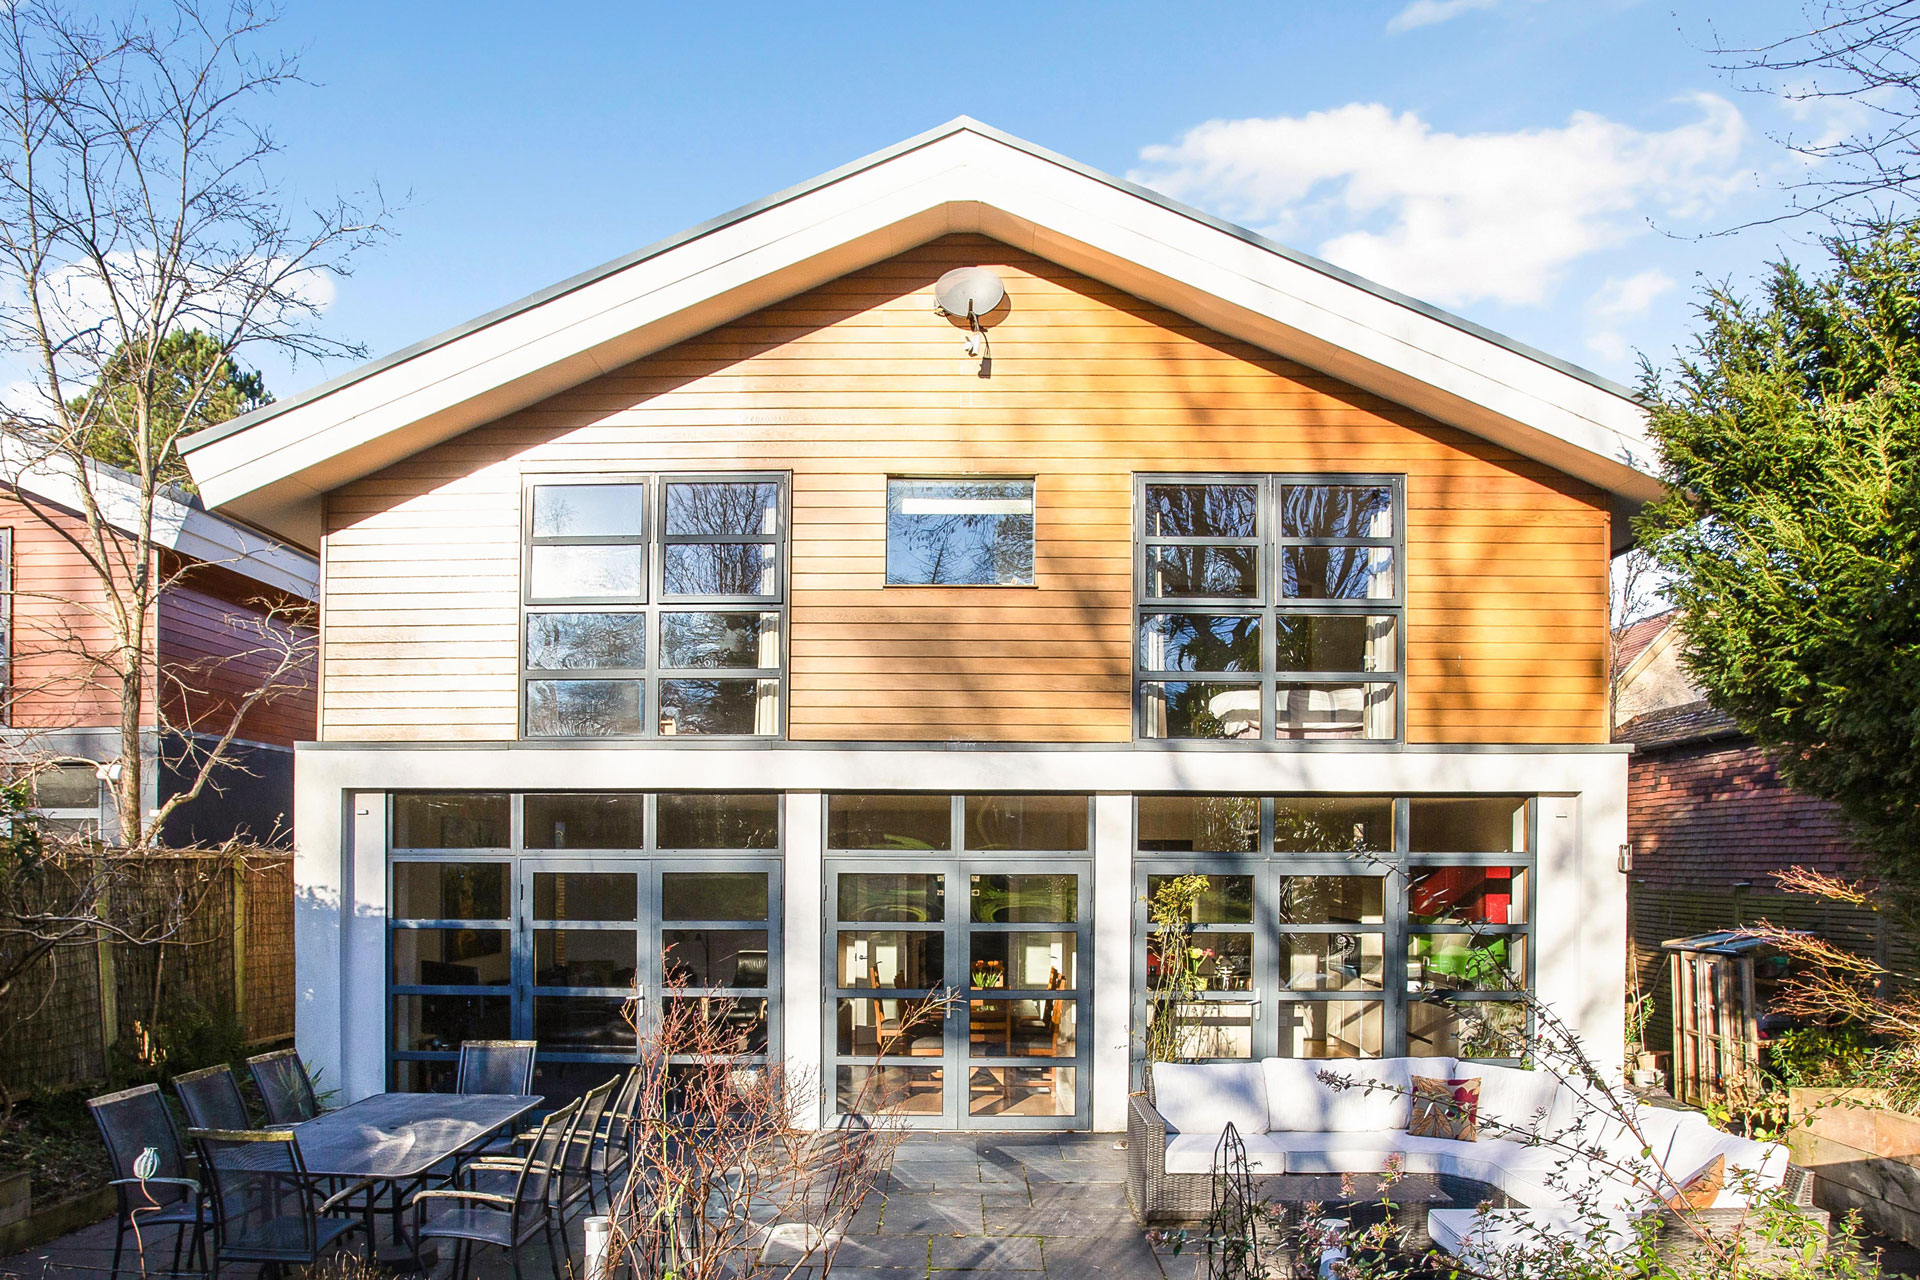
top-left (883, 475), bottom-right (1040, 589)
top-left (519, 472), bottom-right (790, 740)
top-left (1133, 473), bottom-right (1407, 746)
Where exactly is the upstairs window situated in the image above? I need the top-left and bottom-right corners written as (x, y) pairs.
top-left (523, 474), bottom-right (786, 738)
top-left (1136, 475), bottom-right (1403, 743)
top-left (886, 478), bottom-right (1035, 586)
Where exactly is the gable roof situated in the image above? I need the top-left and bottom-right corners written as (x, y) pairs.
top-left (1, 441), bottom-right (317, 599)
top-left (1613, 608), bottom-right (1678, 677)
top-left (180, 118), bottom-right (1664, 549)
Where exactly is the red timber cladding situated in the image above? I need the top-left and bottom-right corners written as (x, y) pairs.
top-left (155, 554), bottom-right (317, 749)
top-left (1, 488), bottom-right (156, 729)
top-left (1627, 737), bottom-right (1866, 893)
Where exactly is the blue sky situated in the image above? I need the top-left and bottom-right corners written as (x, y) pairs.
top-left (249, 0), bottom-right (1839, 399)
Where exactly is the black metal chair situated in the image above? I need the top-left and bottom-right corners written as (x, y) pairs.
top-left (556, 1075), bottom-right (620, 1222)
top-left (87, 1083), bottom-right (210, 1280)
top-left (595, 1065), bottom-right (645, 1206)
top-left (413, 1099), bottom-right (580, 1280)
top-left (174, 1064), bottom-right (252, 1132)
top-left (190, 1128), bottom-right (372, 1280)
top-left (455, 1040), bottom-right (537, 1095)
top-left (246, 1049), bottom-right (321, 1124)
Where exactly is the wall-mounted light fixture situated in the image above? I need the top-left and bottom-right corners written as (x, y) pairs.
top-left (933, 266), bottom-right (1005, 372)
top-left (1617, 843), bottom-right (1634, 873)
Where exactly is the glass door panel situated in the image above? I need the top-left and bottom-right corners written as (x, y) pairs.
top-left (963, 867), bottom-right (1084, 1124)
top-left (657, 863), bottom-right (778, 1065)
top-left (520, 863), bottom-right (642, 1093)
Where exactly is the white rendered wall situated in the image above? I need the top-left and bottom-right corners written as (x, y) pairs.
top-left (293, 745), bottom-right (1631, 1117)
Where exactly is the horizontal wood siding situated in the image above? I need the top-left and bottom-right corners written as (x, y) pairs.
top-left (321, 234), bottom-right (1611, 744)
top-left (156, 557), bottom-right (317, 750)
top-left (0, 490), bottom-right (155, 730)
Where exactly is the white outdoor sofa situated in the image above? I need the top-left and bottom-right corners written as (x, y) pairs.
top-left (1126, 1056), bottom-right (1812, 1264)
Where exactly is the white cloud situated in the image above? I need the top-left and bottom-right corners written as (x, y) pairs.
top-left (1585, 269), bottom-right (1676, 367)
top-left (1387, 0), bottom-right (1498, 34)
top-left (1130, 96), bottom-right (1750, 309)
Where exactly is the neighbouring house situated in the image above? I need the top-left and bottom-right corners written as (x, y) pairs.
top-left (1612, 610), bottom-right (1887, 1064)
top-left (0, 452), bottom-right (318, 844)
top-left (179, 119), bottom-right (1657, 1130)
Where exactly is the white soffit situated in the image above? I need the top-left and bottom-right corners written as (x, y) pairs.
top-left (180, 120), bottom-right (1661, 549)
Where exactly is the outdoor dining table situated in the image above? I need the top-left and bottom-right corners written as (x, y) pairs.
top-left (290, 1091), bottom-right (543, 1256)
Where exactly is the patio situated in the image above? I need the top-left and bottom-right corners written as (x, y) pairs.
top-left (0, 1134), bottom-right (1182, 1280)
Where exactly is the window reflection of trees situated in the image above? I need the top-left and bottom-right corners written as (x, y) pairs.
top-left (886, 481), bottom-right (1034, 585)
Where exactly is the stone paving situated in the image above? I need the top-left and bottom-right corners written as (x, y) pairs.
top-left (0, 1134), bottom-right (1190, 1280)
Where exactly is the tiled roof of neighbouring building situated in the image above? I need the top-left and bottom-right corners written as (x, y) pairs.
top-left (1613, 608), bottom-right (1678, 673)
top-left (1616, 698), bottom-right (1742, 750)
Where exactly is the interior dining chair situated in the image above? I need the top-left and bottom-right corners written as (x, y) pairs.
top-left (247, 1048), bottom-right (322, 1124)
top-left (456, 1040), bottom-right (538, 1095)
top-left (173, 1063), bottom-right (252, 1132)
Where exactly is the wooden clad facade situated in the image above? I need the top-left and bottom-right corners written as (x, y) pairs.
top-left (320, 234), bottom-right (1611, 745)
top-left (157, 557), bottom-right (317, 750)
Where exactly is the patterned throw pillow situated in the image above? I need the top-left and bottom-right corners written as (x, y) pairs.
top-left (1407, 1075), bottom-right (1481, 1142)
top-left (1664, 1154), bottom-right (1726, 1211)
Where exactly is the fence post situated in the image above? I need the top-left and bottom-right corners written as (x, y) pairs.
top-left (231, 861), bottom-right (247, 1037)
top-left (95, 923), bottom-right (118, 1070)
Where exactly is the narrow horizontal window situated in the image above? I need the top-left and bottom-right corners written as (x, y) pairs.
top-left (1274, 614), bottom-right (1396, 673)
top-left (526, 612), bottom-right (645, 670)
top-left (1137, 798), bottom-right (1259, 854)
top-left (526, 678), bottom-right (645, 737)
top-left (1408, 797), bottom-right (1530, 853)
top-left (1272, 797), bottom-right (1394, 853)
top-left (886, 478), bottom-right (1035, 586)
top-left (1139, 680), bottom-right (1261, 740)
top-left (1145, 483), bottom-right (1259, 539)
top-left (1275, 876), bottom-right (1386, 925)
top-left (1139, 613), bottom-right (1261, 673)
top-left (1408, 865), bottom-right (1529, 925)
top-left (1279, 546), bottom-right (1395, 600)
top-left (657, 677), bottom-right (777, 736)
top-left (1407, 934), bottom-right (1528, 992)
top-left (392, 794), bottom-right (510, 850)
top-left (660, 611), bottom-right (778, 669)
top-left (522, 793), bottom-right (646, 850)
top-left (1279, 484), bottom-right (1394, 540)
top-left (391, 860), bottom-right (510, 915)
top-left (532, 483), bottom-right (648, 538)
top-left (1274, 682), bottom-right (1397, 740)
top-left (828, 794), bottom-right (953, 851)
top-left (662, 543), bottom-right (777, 597)
top-left (654, 793), bottom-right (780, 849)
top-left (528, 545), bottom-right (645, 601)
top-left (1145, 546), bottom-right (1259, 599)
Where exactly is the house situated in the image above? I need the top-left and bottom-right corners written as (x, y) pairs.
top-left (1612, 611), bottom-right (1885, 1062)
top-left (0, 452), bottom-right (318, 844)
top-left (179, 119), bottom-right (1656, 1130)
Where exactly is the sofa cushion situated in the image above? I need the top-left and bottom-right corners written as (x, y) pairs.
top-left (1151, 1062), bottom-right (1268, 1139)
top-left (1654, 1118), bottom-right (1788, 1209)
top-left (1164, 1131), bottom-right (1288, 1176)
top-left (1264, 1056), bottom-right (1444, 1132)
top-left (1242, 1131), bottom-right (1409, 1174)
top-left (1391, 1135), bottom-right (1563, 1197)
top-left (1468, 1063), bottom-right (1564, 1140)
top-left (1408, 1076), bottom-right (1481, 1141)
top-left (1428, 1207), bottom-right (1640, 1263)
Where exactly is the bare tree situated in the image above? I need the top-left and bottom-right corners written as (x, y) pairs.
top-left (0, 0), bottom-right (385, 848)
top-left (1709, 1), bottom-right (1920, 225)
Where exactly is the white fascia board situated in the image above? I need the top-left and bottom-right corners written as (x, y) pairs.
top-left (1, 445), bottom-right (317, 598)
top-left (185, 126), bottom-right (1662, 543)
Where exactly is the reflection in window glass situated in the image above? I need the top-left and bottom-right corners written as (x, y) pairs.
top-left (1408, 934), bottom-right (1527, 992)
top-left (1273, 798), bottom-right (1393, 853)
top-left (837, 874), bottom-right (945, 923)
top-left (1280, 933), bottom-right (1385, 991)
top-left (393, 794), bottom-right (510, 849)
top-left (532, 872), bottom-right (638, 921)
top-left (1409, 798), bottom-right (1529, 853)
top-left (527, 679), bottom-right (644, 737)
top-left (533, 929), bottom-right (637, 986)
top-left (969, 874), bottom-right (1077, 924)
top-left (1408, 998), bottom-right (1526, 1059)
top-left (34, 764), bottom-right (99, 810)
top-left (392, 995), bottom-right (511, 1053)
top-left (1144, 483), bottom-right (1259, 538)
top-left (1409, 866), bottom-right (1527, 925)
top-left (392, 928), bottom-right (511, 986)
top-left (662, 544), bottom-right (777, 597)
top-left (1280, 546), bottom-right (1395, 600)
top-left (658, 678), bottom-right (772, 735)
top-left (1145, 546), bottom-right (1259, 599)
top-left (886, 479), bottom-right (1035, 586)
top-left (1275, 615), bottom-right (1397, 673)
top-left (1275, 683), bottom-right (1397, 740)
top-left (662, 930), bottom-right (769, 987)
top-left (664, 481), bottom-right (780, 537)
top-left (1148, 1000), bottom-right (1254, 1060)
top-left (661, 872), bottom-right (769, 921)
top-left (523, 793), bottom-right (644, 849)
top-left (963, 795), bottom-right (1088, 851)
top-left (971, 1065), bottom-right (1075, 1116)
top-left (525, 613), bottom-right (645, 670)
top-left (1139, 680), bottom-right (1260, 739)
top-left (1276, 876), bottom-right (1386, 925)
top-left (1149, 930), bottom-right (1253, 990)
top-left (532, 484), bottom-right (646, 538)
top-left (393, 862), bottom-right (509, 919)
top-left (1279, 484), bottom-right (1393, 540)
top-left (655, 793), bottom-right (779, 849)
top-left (529, 545), bottom-right (646, 600)
top-left (1146, 873), bottom-right (1255, 924)
top-left (533, 996), bottom-right (638, 1050)
top-left (1138, 614), bottom-right (1260, 672)
top-left (827, 795), bottom-right (952, 851)
top-left (969, 931), bottom-right (1077, 990)
top-left (660, 612), bottom-right (778, 669)
top-left (836, 1065), bottom-right (943, 1117)
top-left (1138, 797), bottom-right (1258, 853)
top-left (839, 931), bottom-right (944, 989)
top-left (837, 997), bottom-right (947, 1057)
top-left (1275, 999), bottom-right (1384, 1058)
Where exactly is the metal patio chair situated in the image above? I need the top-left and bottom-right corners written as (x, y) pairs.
top-left (190, 1128), bottom-right (373, 1280)
top-left (173, 1063), bottom-right (252, 1132)
top-left (456, 1039), bottom-right (537, 1095)
top-left (87, 1083), bottom-right (210, 1280)
top-left (594, 1065), bottom-right (645, 1205)
top-left (413, 1098), bottom-right (581, 1280)
top-left (246, 1049), bottom-right (322, 1124)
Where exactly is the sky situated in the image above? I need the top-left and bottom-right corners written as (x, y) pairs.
top-left (197, 1), bottom-right (1858, 399)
